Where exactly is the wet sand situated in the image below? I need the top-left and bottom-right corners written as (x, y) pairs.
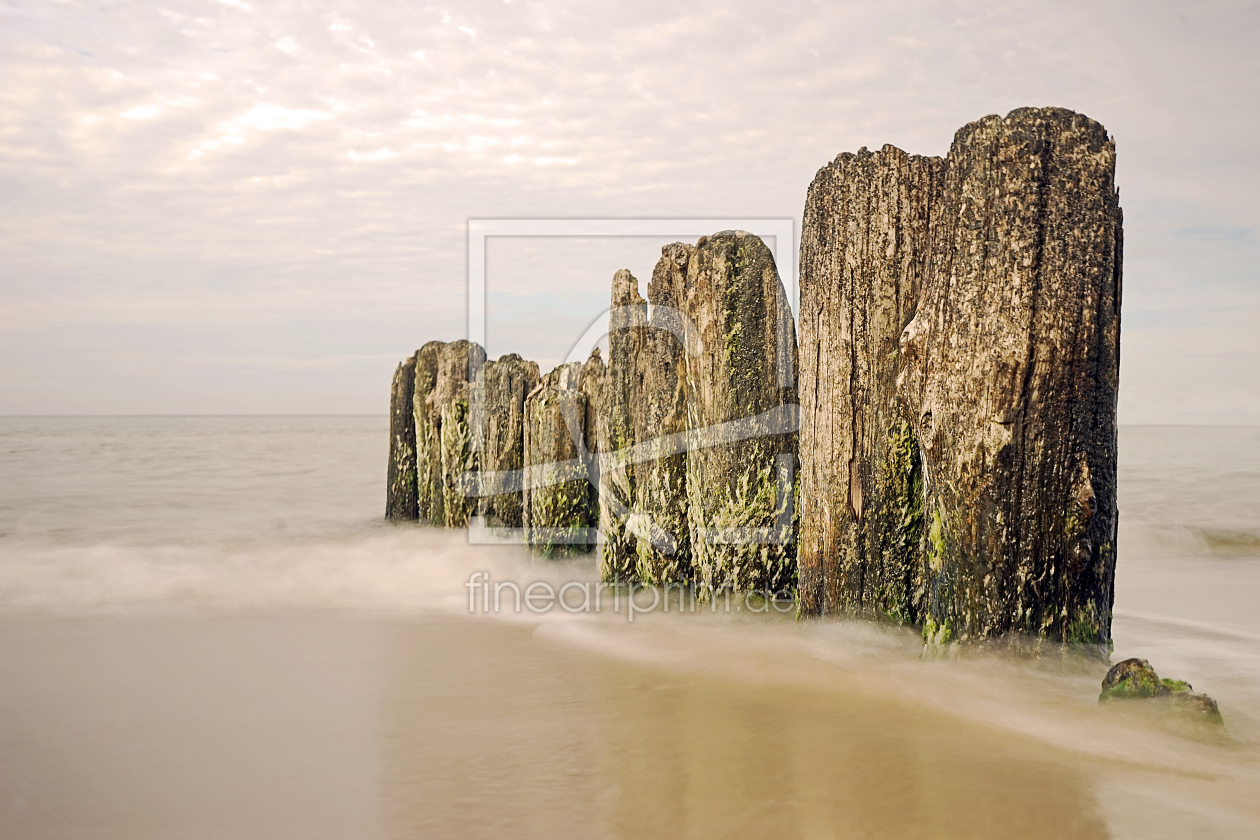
top-left (3, 608), bottom-right (1257, 839)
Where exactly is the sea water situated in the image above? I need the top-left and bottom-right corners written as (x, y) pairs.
top-left (0, 416), bottom-right (1257, 838)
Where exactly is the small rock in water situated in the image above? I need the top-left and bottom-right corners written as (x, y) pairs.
top-left (1099, 657), bottom-right (1224, 725)
top-left (1169, 691), bottom-right (1224, 724)
top-left (1100, 658), bottom-right (1166, 699)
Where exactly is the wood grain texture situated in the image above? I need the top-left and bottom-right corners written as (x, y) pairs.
top-left (798, 145), bottom-right (944, 619)
top-left (473, 353), bottom-right (540, 528)
top-left (798, 107), bottom-right (1122, 646)
top-left (900, 108), bottom-right (1122, 644)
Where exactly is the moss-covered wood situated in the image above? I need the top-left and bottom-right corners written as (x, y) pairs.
top-left (597, 270), bottom-right (648, 578)
top-left (579, 347), bottom-right (606, 537)
top-left (632, 243), bottom-right (694, 584)
top-left (524, 362), bottom-right (597, 556)
top-left (422, 340), bottom-right (487, 528)
top-left (683, 231), bottom-right (798, 595)
top-left (898, 107), bottom-right (1123, 644)
top-left (412, 341), bottom-right (445, 524)
top-left (473, 353), bottom-right (540, 527)
top-left (797, 145), bottom-right (943, 620)
top-left (797, 109), bottom-right (1122, 646)
top-left (386, 355), bottom-right (418, 521)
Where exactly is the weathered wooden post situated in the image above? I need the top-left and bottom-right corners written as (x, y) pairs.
top-left (412, 341), bottom-right (446, 524)
top-left (423, 340), bottom-right (487, 528)
top-left (632, 243), bottom-right (694, 583)
top-left (472, 353), bottom-right (540, 528)
top-left (524, 362), bottom-right (598, 555)
top-left (597, 270), bottom-right (648, 578)
top-left (797, 146), bottom-right (944, 619)
top-left (579, 347), bottom-right (606, 528)
top-left (683, 231), bottom-right (798, 595)
top-left (386, 355), bottom-right (418, 521)
top-left (898, 108), bottom-right (1122, 644)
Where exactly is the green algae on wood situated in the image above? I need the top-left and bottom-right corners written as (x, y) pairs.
top-left (798, 108), bottom-right (1123, 647)
top-left (413, 341), bottom-right (446, 525)
top-left (421, 341), bottom-right (487, 527)
top-left (473, 353), bottom-right (540, 528)
top-left (386, 355), bottom-right (419, 521)
top-left (597, 270), bottom-right (648, 578)
top-left (797, 145), bottom-right (943, 619)
top-left (439, 397), bottom-right (476, 527)
top-left (524, 361), bottom-right (598, 557)
top-left (630, 243), bottom-right (694, 585)
top-left (683, 231), bottom-right (798, 596)
top-left (899, 108), bottom-right (1123, 644)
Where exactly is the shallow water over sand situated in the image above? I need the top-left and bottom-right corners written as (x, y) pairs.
top-left (1, 417), bottom-right (1258, 838)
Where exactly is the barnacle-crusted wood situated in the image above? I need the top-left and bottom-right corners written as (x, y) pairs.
top-left (898, 107), bottom-right (1123, 643)
top-left (473, 353), bottom-right (540, 527)
top-left (425, 340), bottom-right (487, 528)
top-left (632, 243), bottom-right (694, 583)
top-left (684, 231), bottom-right (798, 594)
top-left (598, 270), bottom-right (648, 579)
top-left (524, 362), bottom-right (596, 555)
top-left (413, 341), bottom-right (445, 524)
top-left (386, 355), bottom-right (418, 521)
top-left (798, 146), bottom-right (944, 619)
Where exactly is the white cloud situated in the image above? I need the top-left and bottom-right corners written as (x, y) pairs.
top-left (233, 103), bottom-right (332, 131)
top-left (502, 154), bottom-right (577, 165)
top-left (185, 105), bottom-right (332, 158)
top-left (2, 0), bottom-right (1258, 416)
top-left (347, 147), bottom-right (398, 162)
top-left (121, 105), bottom-right (162, 119)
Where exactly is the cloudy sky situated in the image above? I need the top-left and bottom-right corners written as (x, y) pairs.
top-left (1, 0), bottom-right (1257, 422)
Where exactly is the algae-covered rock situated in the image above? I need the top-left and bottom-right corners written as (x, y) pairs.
top-left (1099, 658), bottom-right (1165, 699)
top-left (1169, 691), bottom-right (1224, 724)
top-left (683, 231), bottom-right (798, 595)
top-left (472, 353), bottom-right (540, 528)
top-left (797, 144), bottom-right (944, 619)
top-left (386, 355), bottom-right (419, 521)
top-left (1099, 658), bottom-right (1223, 725)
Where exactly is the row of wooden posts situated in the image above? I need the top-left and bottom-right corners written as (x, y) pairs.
top-left (387, 107), bottom-right (1123, 645)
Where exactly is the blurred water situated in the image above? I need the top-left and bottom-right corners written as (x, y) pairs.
top-left (1118, 425), bottom-right (1260, 566)
top-left (0, 415), bottom-right (385, 542)
top-left (0, 418), bottom-right (1257, 838)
